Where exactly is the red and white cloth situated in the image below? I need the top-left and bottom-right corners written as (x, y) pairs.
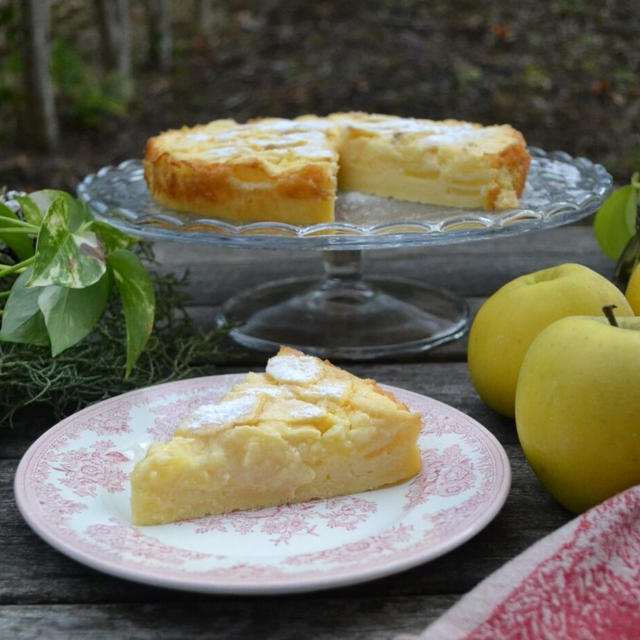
top-left (396, 485), bottom-right (640, 640)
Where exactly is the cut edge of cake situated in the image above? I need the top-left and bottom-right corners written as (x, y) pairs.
top-left (330, 111), bottom-right (531, 211)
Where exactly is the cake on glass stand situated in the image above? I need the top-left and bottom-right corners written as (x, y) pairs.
top-left (77, 148), bottom-right (611, 360)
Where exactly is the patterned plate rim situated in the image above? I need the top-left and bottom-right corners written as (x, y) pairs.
top-left (14, 375), bottom-right (511, 595)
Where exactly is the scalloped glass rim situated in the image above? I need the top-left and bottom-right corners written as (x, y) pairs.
top-left (76, 147), bottom-right (612, 250)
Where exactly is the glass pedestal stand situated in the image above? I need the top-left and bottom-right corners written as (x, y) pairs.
top-left (219, 250), bottom-right (468, 359)
top-left (77, 148), bottom-right (612, 360)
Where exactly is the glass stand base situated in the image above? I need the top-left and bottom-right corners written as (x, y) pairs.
top-left (217, 275), bottom-right (469, 360)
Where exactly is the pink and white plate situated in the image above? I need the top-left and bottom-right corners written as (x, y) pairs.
top-left (14, 375), bottom-right (510, 594)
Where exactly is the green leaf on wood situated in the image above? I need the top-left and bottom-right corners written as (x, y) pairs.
top-left (38, 273), bottom-right (110, 356)
top-left (0, 268), bottom-right (49, 346)
top-left (27, 195), bottom-right (106, 288)
top-left (0, 200), bottom-right (34, 261)
top-left (593, 184), bottom-right (638, 259)
top-left (108, 249), bottom-right (156, 378)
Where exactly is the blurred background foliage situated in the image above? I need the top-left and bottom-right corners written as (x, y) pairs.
top-left (1, 0), bottom-right (639, 193)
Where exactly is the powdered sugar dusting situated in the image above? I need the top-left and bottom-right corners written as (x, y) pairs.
top-left (310, 380), bottom-right (349, 399)
top-left (202, 146), bottom-right (238, 158)
top-left (186, 395), bottom-right (259, 430)
top-left (266, 354), bottom-right (322, 384)
top-left (287, 401), bottom-right (326, 420)
top-left (190, 118), bottom-right (337, 162)
top-left (182, 132), bottom-right (212, 143)
top-left (337, 114), bottom-right (502, 148)
top-left (423, 125), bottom-right (494, 146)
top-left (235, 385), bottom-right (293, 399)
top-left (253, 118), bottom-right (335, 134)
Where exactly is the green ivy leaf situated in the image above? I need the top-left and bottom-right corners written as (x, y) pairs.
top-left (108, 249), bottom-right (155, 378)
top-left (91, 220), bottom-right (139, 253)
top-left (13, 194), bottom-right (44, 226)
top-left (0, 269), bottom-right (49, 346)
top-left (593, 184), bottom-right (638, 259)
top-left (27, 190), bottom-right (89, 230)
top-left (27, 195), bottom-right (106, 288)
top-left (38, 273), bottom-right (110, 356)
top-left (0, 201), bottom-right (34, 261)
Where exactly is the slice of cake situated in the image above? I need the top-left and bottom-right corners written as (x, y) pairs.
top-left (130, 347), bottom-right (422, 525)
top-left (143, 116), bottom-right (341, 225)
top-left (330, 111), bottom-right (530, 211)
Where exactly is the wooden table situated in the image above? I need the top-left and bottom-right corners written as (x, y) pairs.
top-left (2, 223), bottom-right (612, 638)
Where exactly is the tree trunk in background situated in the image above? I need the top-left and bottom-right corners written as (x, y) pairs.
top-left (146, 0), bottom-right (172, 71)
top-left (195, 0), bottom-right (215, 43)
top-left (20, 0), bottom-right (58, 151)
top-left (93, 0), bottom-right (131, 78)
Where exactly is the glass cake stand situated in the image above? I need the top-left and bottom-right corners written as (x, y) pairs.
top-left (77, 148), bottom-right (611, 359)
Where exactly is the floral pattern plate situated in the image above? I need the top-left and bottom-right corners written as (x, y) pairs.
top-left (14, 375), bottom-right (511, 595)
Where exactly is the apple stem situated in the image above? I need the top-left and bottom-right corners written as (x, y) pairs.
top-left (602, 305), bottom-right (618, 327)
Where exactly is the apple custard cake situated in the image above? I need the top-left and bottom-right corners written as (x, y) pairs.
top-left (143, 112), bottom-right (530, 224)
top-left (130, 346), bottom-right (423, 525)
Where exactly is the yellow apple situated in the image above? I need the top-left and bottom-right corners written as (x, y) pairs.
top-left (625, 262), bottom-right (640, 314)
top-left (515, 313), bottom-right (640, 513)
top-left (467, 263), bottom-right (633, 418)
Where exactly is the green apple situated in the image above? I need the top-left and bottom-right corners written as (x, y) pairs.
top-left (625, 262), bottom-right (640, 314)
top-left (467, 263), bottom-right (633, 418)
top-left (515, 312), bottom-right (640, 513)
